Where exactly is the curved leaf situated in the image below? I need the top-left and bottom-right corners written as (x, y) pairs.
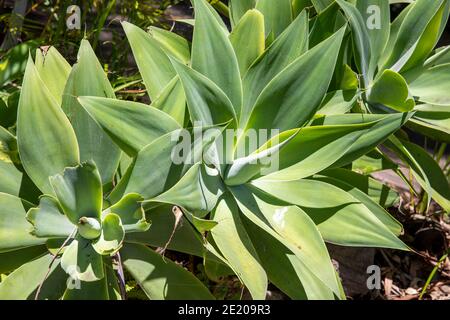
top-left (148, 163), bottom-right (224, 217)
top-left (62, 40), bottom-right (121, 183)
top-left (250, 179), bottom-right (408, 250)
top-left (241, 10), bottom-right (309, 125)
top-left (17, 56), bottom-right (79, 194)
top-left (105, 193), bottom-right (150, 233)
top-left (122, 21), bottom-right (176, 99)
top-left (244, 27), bottom-right (346, 132)
top-left (121, 243), bottom-right (214, 300)
top-left (26, 195), bottom-right (74, 238)
top-left (34, 46), bottom-right (71, 105)
top-left (61, 236), bottom-right (104, 282)
top-left (210, 195), bottom-right (267, 300)
top-left (92, 213), bottom-right (125, 255)
top-left (191, 0), bottom-right (242, 115)
top-left (229, 9), bottom-right (265, 76)
top-left (0, 193), bottom-right (45, 252)
top-left (78, 96), bottom-right (180, 157)
top-left (369, 69), bottom-right (415, 111)
top-left (50, 161), bottom-right (102, 224)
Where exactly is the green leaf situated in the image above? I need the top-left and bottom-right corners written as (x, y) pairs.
top-left (368, 69), bottom-right (415, 111)
top-left (241, 10), bottom-right (309, 125)
top-left (227, 121), bottom-right (374, 185)
top-left (250, 179), bottom-right (408, 250)
top-left (171, 58), bottom-right (237, 126)
top-left (63, 273), bottom-right (110, 300)
top-left (400, 0), bottom-right (449, 72)
top-left (148, 164), bottom-right (224, 217)
top-left (0, 147), bottom-right (22, 196)
top-left (313, 172), bottom-right (403, 235)
top-left (183, 208), bottom-right (218, 233)
top-left (122, 21), bottom-right (176, 99)
top-left (121, 243), bottom-right (215, 300)
top-left (336, 0), bottom-right (371, 85)
top-left (322, 168), bottom-right (399, 208)
top-left (317, 90), bottom-right (357, 116)
top-left (26, 195), bottom-right (74, 238)
top-left (255, 0), bottom-right (293, 39)
top-left (408, 105), bottom-right (450, 143)
top-left (244, 27), bottom-right (346, 132)
top-left (315, 113), bottom-right (414, 168)
top-left (34, 46), bottom-right (71, 105)
top-left (0, 254), bottom-right (63, 300)
top-left (92, 213), bottom-right (125, 255)
top-left (62, 40), bottom-right (121, 184)
top-left (381, 0), bottom-right (445, 72)
top-left (151, 77), bottom-right (186, 126)
top-left (309, 2), bottom-right (343, 48)
top-left (312, 0), bottom-right (334, 11)
top-left (149, 26), bottom-right (191, 64)
top-left (231, 185), bottom-right (343, 298)
top-left (229, 0), bottom-right (256, 26)
top-left (50, 161), bottom-right (102, 224)
top-left (105, 193), bottom-right (150, 233)
top-left (409, 64), bottom-right (450, 106)
top-left (0, 40), bottom-right (38, 87)
top-left (191, 0), bottom-right (243, 115)
top-left (0, 193), bottom-right (45, 252)
top-left (78, 96), bottom-right (181, 157)
top-left (210, 195), bottom-right (267, 300)
top-left (355, 0), bottom-right (390, 80)
top-left (61, 236), bottom-right (104, 282)
top-left (386, 137), bottom-right (450, 212)
top-left (17, 56), bottom-right (80, 194)
top-left (125, 205), bottom-right (207, 258)
top-left (229, 9), bottom-right (265, 76)
top-left (243, 215), bottom-right (336, 300)
top-left (119, 127), bottom-right (224, 201)
top-left (0, 245), bottom-right (47, 274)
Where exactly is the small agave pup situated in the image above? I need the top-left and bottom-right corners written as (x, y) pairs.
top-left (73, 0), bottom-right (415, 300)
top-left (27, 161), bottom-right (150, 286)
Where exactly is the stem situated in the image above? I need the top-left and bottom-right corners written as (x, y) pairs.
top-left (114, 252), bottom-right (127, 300)
top-left (34, 228), bottom-right (77, 300)
top-left (419, 251), bottom-right (449, 300)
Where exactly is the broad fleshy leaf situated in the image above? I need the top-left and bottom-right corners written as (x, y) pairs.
top-left (0, 193), bottom-right (45, 252)
top-left (244, 27), bottom-right (346, 132)
top-left (121, 243), bottom-right (215, 300)
top-left (50, 161), bottom-right (102, 224)
top-left (191, 0), bottom-right (242, 115)
top-left (17, 57), bottom-right (79, 194)
top-left (251, 179), bottom-right (407, 249)
top-left (62, 40), bottom-right (121, 184)
top-left (104, 193), bottom-right (150, 233)
top-left (148, 163), bottom-right (224, 217)
top-left (34, 46), bottom-right (71, 105)
top-left (26, 195), bottom-right (74, 238)
top-left (92, 213), bottom-right (125, 255)
top-left (78, 96), bottom-right (181, 157)
top-left (210, 195), bottom-right (267, 300)
top-left (61, 236), bottom-right (104, 282)
top-left (229, 9), bottom-right (265, 76)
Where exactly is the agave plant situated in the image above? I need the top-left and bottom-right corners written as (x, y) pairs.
top-left (0, 0), bottom-right (427, 300)
top-left (324, 0), bottom-right (450, 213)
top-left (90, 0), bottom-right (414, 299)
